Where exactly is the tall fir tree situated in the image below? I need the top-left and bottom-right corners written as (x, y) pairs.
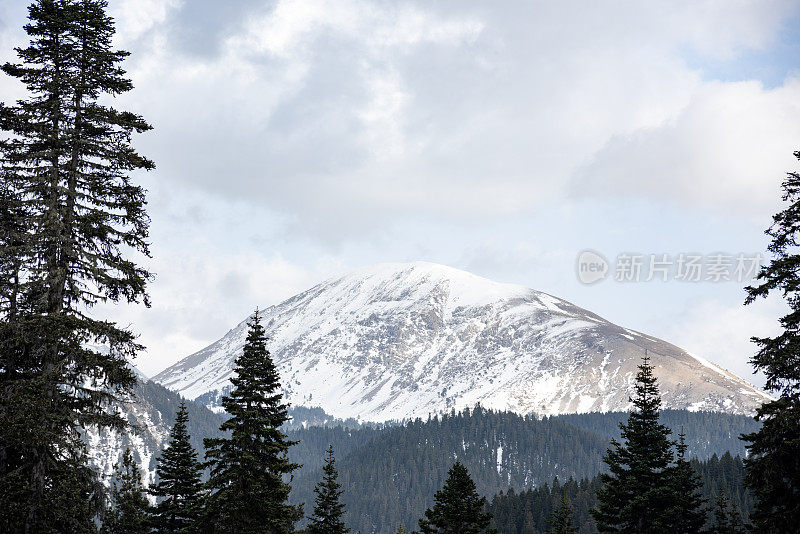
top-left (591, 355), bottom-right (676, 533)
top-left (709, 487), bottom-right (745, 534)
top-left (0, 0), bottom-right (153, 530)
top-left (102, 448), bottom-right (151, 534)
top-left (149, 402), bottom-right (205, 534)
top-left (665, 429), bottom-right (706, 533)
top-left (308, 445), bottom-right (349, 534)
top-left (742, 149), bottom-right (800, 532)
top-left (548, 496), bottom-right (576, 534)
top-left (203, 309), bottom-right (303, 533)
top-left (418, 461), bottom-right (495, 534)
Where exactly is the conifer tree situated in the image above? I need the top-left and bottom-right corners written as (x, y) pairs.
top-left (548, 496), bottom-right (576, 534)
top-left (0, 0), bottom-right (153, 530)
top-left (150, 402), bottom-right (204, 533)
top-left (742, 149), bottom-right (800, 532)
top-left (418, 461), bottom-right (495, 534)
top-left (709, 488), bottom-right (745, 534)
top-left (308, 445), bottom-right (349, 534)
top-left (102, 448), bottom-right (151, 534)
top-left (665, 429), bottom-right (706, 533)
top-left (203, 309), bottom-right (303, 533)
top-left (591, 356), bottom-right (675, 533)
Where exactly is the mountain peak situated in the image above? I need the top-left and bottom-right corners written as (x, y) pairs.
top-left (319, 261), bottom-right (536, 311)
top-left (154, 262), bottom-right (770, 420)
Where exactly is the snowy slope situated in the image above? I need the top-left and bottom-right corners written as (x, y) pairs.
top-left (154, 262), bottom-right (771, 420)
top-left (84, 377), bottom-right (226, 492)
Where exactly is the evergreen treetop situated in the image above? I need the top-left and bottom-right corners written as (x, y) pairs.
top-left (547, 496), bottom-right (576, 534)
top-left (149, 401), bottom-right (204, 534)
top-left (709, 486), bottom-right (745, 534)
top-left (418, 461), bottom-right (495, 534)
top-left (203, 309), bottom-right (302, 533)
top-left (592, 355), bottom-right (676, 533)
top-left (665, 428), bottom-right (706, 533)
top-left (308, 445), bottom-right (349, 534)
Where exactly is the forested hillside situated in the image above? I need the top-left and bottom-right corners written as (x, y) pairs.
top-left (284, 406), bottom-right (758, 532)
top-left (553, 410), bottom-right (759, 459)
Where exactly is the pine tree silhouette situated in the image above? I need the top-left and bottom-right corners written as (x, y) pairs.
top-left (418, 461), bottom-right (495, 534)
top-left (204, 309), bottom-right (302, 533)
top-left (592, 355), bottom-right (675, 532)
top-left (150, 402), bottom-right (204, 533)
top-left (308, 445), bottom-right (349, 534)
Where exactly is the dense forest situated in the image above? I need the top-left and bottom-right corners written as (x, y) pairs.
top-left (553, 409), bottom-right (759, 459)
top-left (488, 452), bottom-right (751, 533)
top-left (283, 405), bottom-right (760, 532)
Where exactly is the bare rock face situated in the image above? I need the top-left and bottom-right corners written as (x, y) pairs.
top-left (154, 262), bottom-right (770, 421)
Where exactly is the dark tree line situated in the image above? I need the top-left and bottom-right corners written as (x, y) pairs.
top-left (285, 402), bottom-right (757, 532)
top-left (552, 410), bottom-right (759, 460)
top-left (288, 406), bottom-right (609, 532)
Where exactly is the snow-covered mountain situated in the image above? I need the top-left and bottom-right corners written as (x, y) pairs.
top-left (154, 262), bottom-right (770, 420)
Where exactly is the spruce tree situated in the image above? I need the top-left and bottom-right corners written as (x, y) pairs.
top-left (742, 149), bottom-right (800, 532)
top-left (203, 309), bottom-right (303, 533)
top-left (0, 0), bottom-right (153, 530)
top-left (418, 461), bottom-right (495, 534)
top-left (308, 445), bottom-right (349, 534)
top-left (665, 429), bottom-right (706, 533)
top-left (591, 356), bottom-right (675, 533)
top-left (150, 402), bottom-right (204, 534)
top-left (102, 448), bottom-right (151, 534)
top-left (709, 487), bottom-right (745, 534)
top-left (548, 496), bottom-right (576, 534)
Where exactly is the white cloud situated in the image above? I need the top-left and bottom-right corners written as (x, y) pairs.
top-left (98, 248), bottom-right (326, 376)
top-left (658, 296), bottom-right (787, 389)
top-left (99, 0), bottom-right (800, 235)
top-left (573, 78), bottom-right (800, 219)
top-left (108, 0), bottom-right (183, 45)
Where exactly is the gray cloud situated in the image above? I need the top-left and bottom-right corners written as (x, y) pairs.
top-left (108, 0), bottom-right (800, 244)
top-left (168, 0), bottom-right (266, 58)
top-left (3, 0), bottom-right (797, 376)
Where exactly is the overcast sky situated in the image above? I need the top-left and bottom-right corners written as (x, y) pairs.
top-left (2, 0), bottom-right (799, 384)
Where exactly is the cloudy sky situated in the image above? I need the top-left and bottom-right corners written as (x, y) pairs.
top-left (2, 0), bottom-right (799, 384)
